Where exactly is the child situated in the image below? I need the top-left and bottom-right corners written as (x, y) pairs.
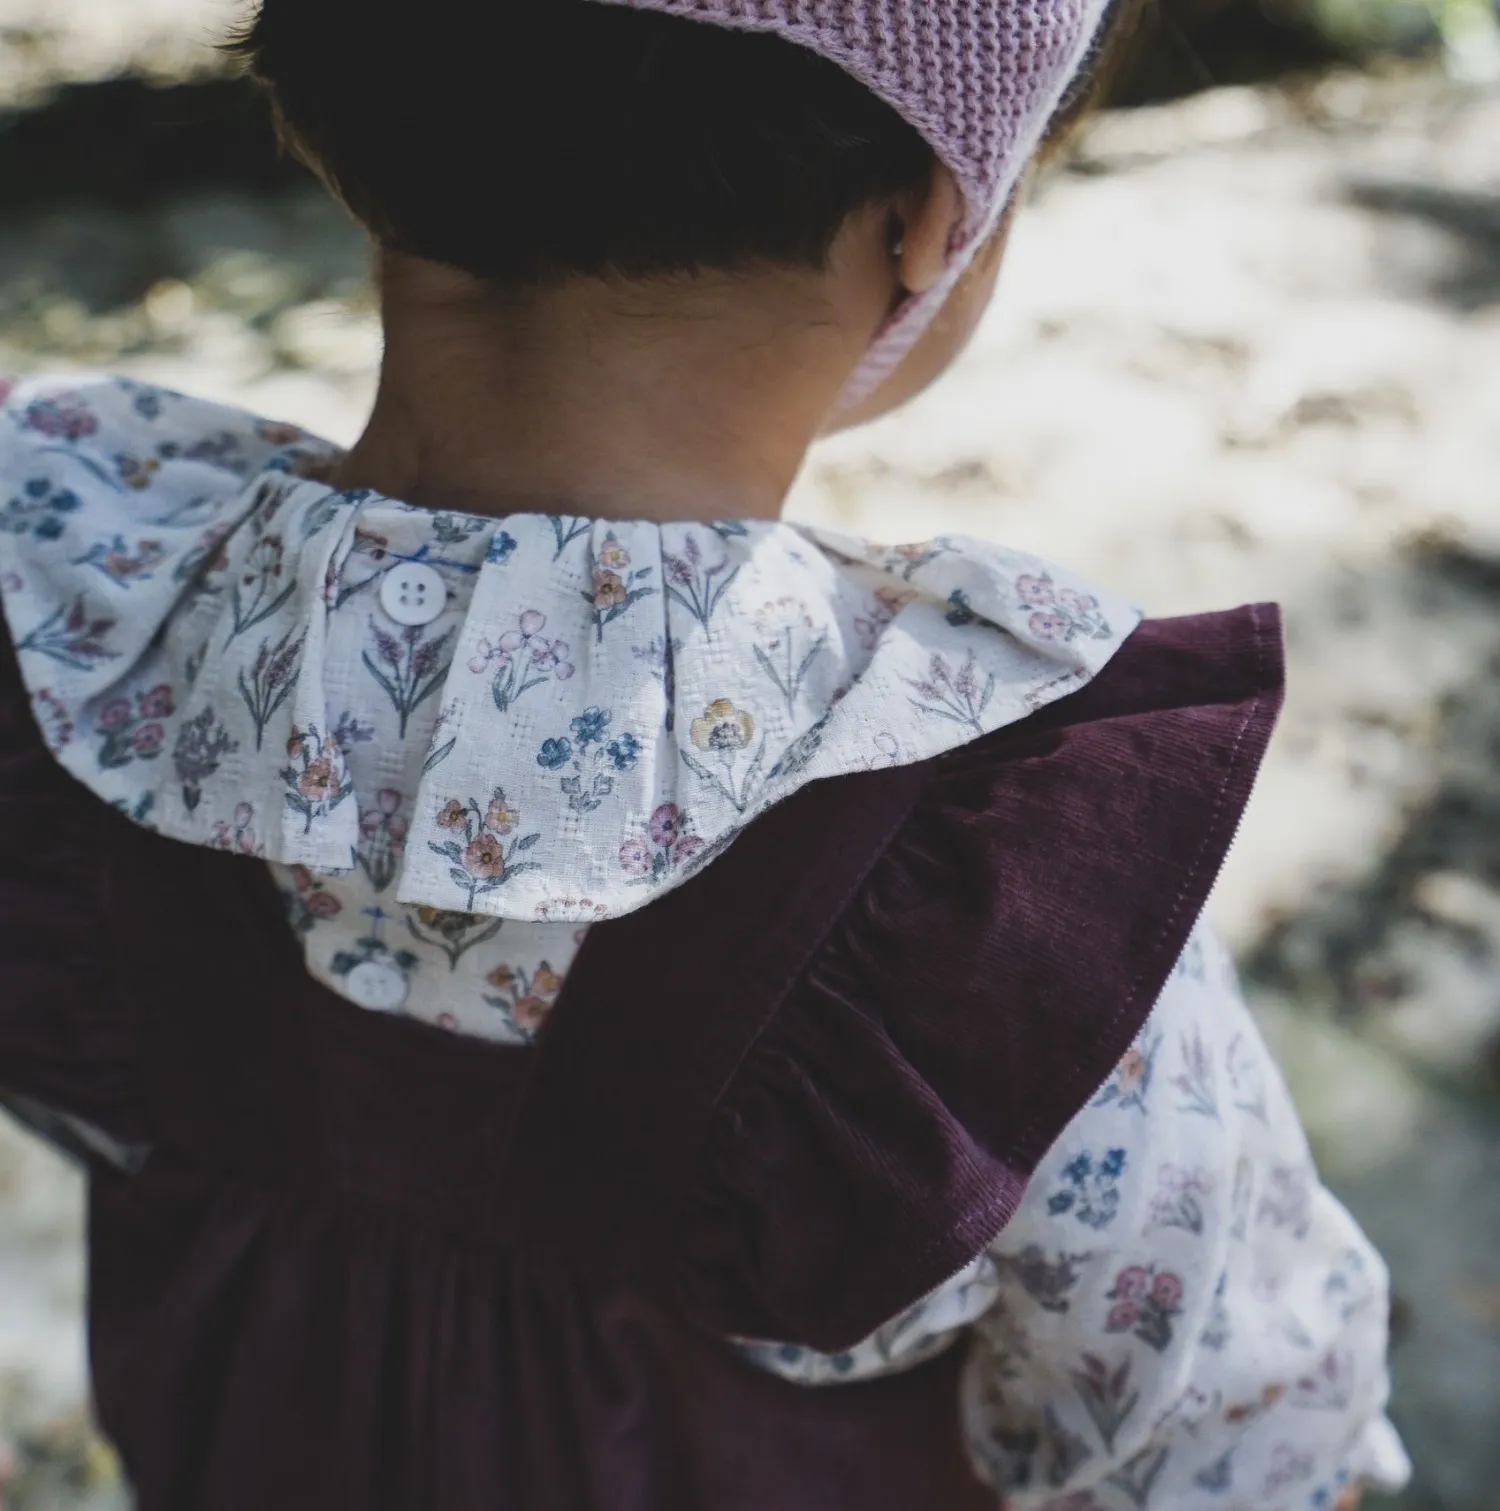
top-left (0, 1), bottom-right (1410, 1508)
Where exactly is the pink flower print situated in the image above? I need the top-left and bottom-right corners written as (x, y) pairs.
top-left (464, 832), bottom-right (507, 880)
top-left (22, 394), bottom-right (98, 441)
top-left (298, 757), bottom-right (339, 802)
top-left (517, 609), bottom-right (545, 638)
top-left (1151, 1271), bottom-right (1184, 1309)
top-left (387, 814), bottom-right (409, 844)
top-left (97, 698), bottom-right (133, 732)
top-left (307, 890), bottom-right (342, 919)
top-left (437, 799), bottom-right (467, 829)
top-left (131, 722), bottom-right (165, 756)
top-left (650, 803), bottom-right (686, 847)
top-left (256, 420), bottom-right (304, 446)
top-left (596, 534), bottom-right (631, 572)
top-left (485, 795), bottom-right (520, 835)
top-left (592, 569), bottom-right (628, 609)
top-left (31, 689), bottom-right (73, 754)
top-left (1113, 1266), bottom-right (1151, 1301)
top-left (234, 801), bottom-right (254, 829)
top-left (437, 1012), bottom-right (459, 1032)
top-left (513, 996), bottom-right (551, 1031)
top-left (1059, 588), bottom-right (1098, 615)
top-left (1015, 573), bottom-right (1056, 605)
top-left (1029, 611), bottom-right (1068, 640)
top-left (138, 684), bottom-right (174, 719)
top-left (375, 787), bottom-right (402, 815)
top-left (1106, 1301), bottom-right (1141, 1331)
top-left (673, 834), bottom-right (706, 865)
top-left (619, 836), bottom-right (652, 876)
top-left (0, 376), bottom-right (13, 407)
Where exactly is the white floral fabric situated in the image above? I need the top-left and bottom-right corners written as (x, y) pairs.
top-left (740, 926), bottom-right (1411, 1509)
top-left (0, 373), bottom-right (1136, 1040)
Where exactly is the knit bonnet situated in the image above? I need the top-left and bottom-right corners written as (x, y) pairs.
top-left (591, 0), bottom-right (1113, 405)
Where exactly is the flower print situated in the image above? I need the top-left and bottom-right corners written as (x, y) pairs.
top-left (0, 376), bottom-right (12, 407)
top-left (996, 1246), bottom-right (1092, 1314)
top-left (464, 832), bottom-right (506, 878)
top-left (485, 794), bottom-right (520, 835)
top-left (1170, 1026), bottom-right (1221, 1119)
top-left (427, 789), bottom-right (541, 909)
top-left (632, 634), bottom-right (683, 729)
top-left (1145, 1164), bottom-right (1215, 1235)
top-left (877, 538), bottom-right (951, 582)
top-left (752, 597), bottom-right (829, 714)
top-left (115, 453), bottom-right (162, 491)
top-left (30, 689), bottom-right (74, 754)
top-left (622, 802), bottom-right (704, 886)
top-left (539, 709), bottom-right (637, 814)
top-left (280, 726), bottom-right (355, 834)
top-left (355, 790), bottom-right (410, 893)
top-left (1106, 1265), bottom-right (1184, 1352)
top-left (1092, 1032), bottom-right (1160, 1113)
top-left (1015, 571), bottom-right (1113, 642)
top-left (485, 528), bottom-right (518, 563)
top-left (281, 864), bottom-right (344, 933)
top-left (404, 905), bottom-right (503, 969)
top-left (583, 533), bottom-right (655, 641)
top-left (570, 706), bottom-right (610, 746)
top-left (236, 626), bottom-right (305, 749)
top-left (484, 959), bottom-right (566, 1038)
top-left (532, 897), bottom-right (610, 923)
top-left (1046, 1149), bottom-right (1127, 1230)
top-left (662, 529), bottom-right (737, 634)
top-left (537, 738), bottom-right (572, 770)
top-left (71, 535), bottom-right (168, 588)
top-left (138, 684), bottom-right (174, 719)
top-left (1, 477), bottom-right (82, 539)
top-left (172, 705), bottom-right (237, 812)
top-left (1200, 1271), bottom-right (1232, 1351)
top-left (853, 586), bottom-right (914, 651)
top-left (1257, 1164), bottom-right (1313, 1238)
top-left (549, 514), bottom-right (592, 559)
top-left (475, 609), bottom-right (575, 713)
top-left (423, 700), bottom-right (461, 775)
top-left (606, 732), bottom-right (641, 771)
top-left (1070, 1353), bottom-right (1140, 1453)
top-left (690, 698), bottom-right (754, 753)
top-left (1225, 1031), bottom-right (1269, 1122)
top-left (222, 530), bottom-right (297, 643)
top-left (18, 393), bottom-right (98, 441)
top-left (97, 698), bottom-right (133, 732)
top-left (131, 722), bottom-right (165, 755)
top-left (92, 684), bottom-right (176, 770)
top-left (683, 698), bottom-right (766, 813)
top-left (363, 619), bottom-right (455, 736)
top-left (1261, 1444), bottom-right (1315, 1498)
top-left (1106, 1444), bottom-right (1170, 1508)
top-left (208, 801), bottom-right (262, 856)
top-left (619, 836), bottom-right (652, 876)
top-left (906, 651), bottom-right (994, 735)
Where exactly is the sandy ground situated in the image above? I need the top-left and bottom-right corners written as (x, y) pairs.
top-left (0, 16), bottom-right (1497, 1504)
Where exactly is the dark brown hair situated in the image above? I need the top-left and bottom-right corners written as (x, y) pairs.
top-left (229, 0), bottom-right (1138, 286)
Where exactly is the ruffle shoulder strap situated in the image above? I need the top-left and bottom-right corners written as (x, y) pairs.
top-left (501, 605), bottom-right (1284, 1353)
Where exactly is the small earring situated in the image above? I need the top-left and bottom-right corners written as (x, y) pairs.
top-left (888, 216), bottom-right (905, 260)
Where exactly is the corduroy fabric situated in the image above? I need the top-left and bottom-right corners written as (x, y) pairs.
top-left (591, 0), bottom-right (1110, 402)
top-left (0, 606), bottom-right (1285, 1510)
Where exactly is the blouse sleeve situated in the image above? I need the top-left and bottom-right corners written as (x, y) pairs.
top-left (0, 623), bottom-right (147, 1151)
top-left (959, 924), bottom-right (1411, 1510)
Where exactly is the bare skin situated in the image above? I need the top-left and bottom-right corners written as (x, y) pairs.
top-left (332, 163), bottom-right (1011, 524)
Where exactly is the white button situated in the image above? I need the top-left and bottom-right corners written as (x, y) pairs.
top-left (379, 563), bottom-right (446, 627)
top-left (344, 960), bottom-right (409, 1013)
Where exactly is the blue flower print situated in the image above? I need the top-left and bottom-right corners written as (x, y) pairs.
top-left (487, 530), bottom-right (518, 565)
top-left (1047, 1148), bottom-right (1128, 1230)
top-left (2, 477), bottom-right (82, 539)
top-left (570, 706), bottom-right (610, 747)
top-left (537, 737), bottom-right (573, 771)
top-left (607, 733), bottom-right (641, 772)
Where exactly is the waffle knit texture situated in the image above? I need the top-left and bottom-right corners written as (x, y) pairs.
top-left (590, 0), bottom-right (1111, 406)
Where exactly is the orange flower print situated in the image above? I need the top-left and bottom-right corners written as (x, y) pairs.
top-left (486, 964), bottom-right (517, 993)
top-left (596, 534), bottom-right (631, 572)
top-left (280, 723), bottom-right (353, 834)
top-left (483, 959), bottom-right (565, 1038)
top-left (428, 788), bottom-right (541, 908)
top-left (298, 756), bottom-right (339, 802)
top-left (464, 832), bottom-right (506, 880)
top-left (531, 964), bottom-right (564, 998)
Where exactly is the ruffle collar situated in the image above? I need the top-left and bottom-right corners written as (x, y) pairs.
top-left (0, 376), bottom-right (1142, 921)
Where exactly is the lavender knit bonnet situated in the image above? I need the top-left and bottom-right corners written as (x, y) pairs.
top-left (591, 0), bottom-right (1112, 405)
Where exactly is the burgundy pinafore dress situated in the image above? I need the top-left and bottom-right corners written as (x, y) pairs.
top-left (0, 605), bottom-right (1283, 1511)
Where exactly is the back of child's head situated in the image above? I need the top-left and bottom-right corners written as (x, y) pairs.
top-left (232, 0), bottom-right (1133, 392)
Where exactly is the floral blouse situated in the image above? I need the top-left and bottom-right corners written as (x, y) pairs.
top-left (0, 375), bottom-right (1409, 1506)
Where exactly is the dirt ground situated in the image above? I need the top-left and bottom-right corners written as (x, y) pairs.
top-left (0, 6), bottom-right (1497, 1504)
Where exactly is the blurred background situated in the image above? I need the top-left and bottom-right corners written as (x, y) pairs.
top-left (0, 0), bottom-right (1497, 1506)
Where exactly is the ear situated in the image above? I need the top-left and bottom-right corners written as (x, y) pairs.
top-left (891, 161), bottom-right (965, 296)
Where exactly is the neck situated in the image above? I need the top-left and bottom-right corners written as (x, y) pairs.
top-left (331, 251), bottom-right (884, 524)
